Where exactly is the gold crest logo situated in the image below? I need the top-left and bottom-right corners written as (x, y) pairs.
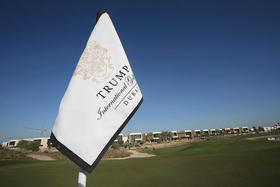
top-left (74, 40), bottom-right (114, 83)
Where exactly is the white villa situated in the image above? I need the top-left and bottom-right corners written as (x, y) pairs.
top-left (152, 132), bottom-right (162, 141)
top-left (128, 133), bottom-right (143, 143)
top-left (1, 137), bottom-right (51, 151)
top-left (185, 130), bottom-right (192, 139)
top-left (210, 129), bottom-right (217, 136)
top-left (242, 126), bottom-right (249, 133)
top-left (169, 131), bottom-right (178, 140)
top-left (224, 128), bottom-right (231, 134)
top-left (233, 127), bottom-right (240, 134)
top-left (202, 129), bottom-right (209, 136)
top-left (194, 130), bottom-right (201, 137)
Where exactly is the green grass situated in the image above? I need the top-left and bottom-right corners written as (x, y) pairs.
top-left (1, 137), bottom-right (280, 187)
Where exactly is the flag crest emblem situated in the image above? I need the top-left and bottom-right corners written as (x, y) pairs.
top-left (74, 40), bottom-right (114, 83)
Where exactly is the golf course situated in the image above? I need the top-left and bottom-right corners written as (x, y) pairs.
top-left (1, 136), bottom-right (279, 187)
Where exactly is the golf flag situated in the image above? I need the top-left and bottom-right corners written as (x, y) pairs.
top-left (51, 11), bottom-right (143, 173)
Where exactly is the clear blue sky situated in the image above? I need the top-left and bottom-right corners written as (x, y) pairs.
top-left (0, 0), bottom-right (279, 141)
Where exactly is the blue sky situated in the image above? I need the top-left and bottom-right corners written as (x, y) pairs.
top-left (0, 0), bottom-right (279, 141)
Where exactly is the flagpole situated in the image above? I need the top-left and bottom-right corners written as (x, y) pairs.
top-left (77, 168), bottom-right (87, 187)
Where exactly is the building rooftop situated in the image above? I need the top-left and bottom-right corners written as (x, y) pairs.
top-left (152, 131), bottom-right (162, 134)
top-left (129, 133), bottom-right (142, 135)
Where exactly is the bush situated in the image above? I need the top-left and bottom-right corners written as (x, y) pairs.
top-left (0, 144), bottom-right (3, 150)
top-left (111, 142), bottom-right (121, 150)
top-left (118, 140), bottom-right (124, 146)
top-left (130, 141), bottom-right (140, 147)
top-left (17, 140), bottom-right (29, 149)
top-left (123, 141), bottom-right (130, 148)
top-left (17, 140), bottom-right (40, 151)
top-left (156, 139), bottom-right (162, 144)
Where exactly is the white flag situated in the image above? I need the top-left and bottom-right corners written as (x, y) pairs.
top-left (51, 11), bottom-right (143, 173)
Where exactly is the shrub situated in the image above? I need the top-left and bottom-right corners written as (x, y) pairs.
top-left (123, 141), bottom-right (130, 148)
top-left (156, 139), bottom-right (162, 144)
top-left (118, 140), bottom-right (124, 146)
top-left (17, 140), bottom-right (29, 149)
top-left (17, 140), bottom-right (40, 151)
top-left (111, 142), bottom-right (121, 150)
top-left (28, 141), bottom-right (41, 152)
top-left (0, 144), bottom-right (3, 150)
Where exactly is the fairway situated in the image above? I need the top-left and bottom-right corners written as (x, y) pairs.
top-left (1, 137), bottom-right (280, 187)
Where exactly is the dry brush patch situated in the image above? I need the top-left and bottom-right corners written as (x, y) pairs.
top-left (1, 146), bottom-right (132, 161)
top-left (102, 148), bottom-right (132, 159)
top-left (44, 147), bottom-right (133, 160)
top-left (0, 149), bottom-right (32, 160)
top-left (42, 151), bottom-right (67, 160)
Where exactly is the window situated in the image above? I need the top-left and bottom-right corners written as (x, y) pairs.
top-left (34, 139), bottom-right (42, 146)
top-left (134, 135), bottom-right (141, 139)
top-left (186, 132), bottom-right (191, 136)
top-left (154, 134), bottom-right (159, 138)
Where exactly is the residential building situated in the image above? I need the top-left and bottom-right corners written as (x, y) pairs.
top-left (224, 128), bottom-right (232, 134)
top-left (210, 129), bottom-right (217, 136)
top-left (152, 132), bottom-right (162, 142)
top-left (194, 130), bottom-right (201, 137)
top-left (241, 126), bottom-right (249, 133)
top-left (202, 129), bottom-right (209, 137)
top-left (169, 131), bottom-right (178, 140)
top-left (233, 127), bottom-right (240, 134)
top-left (128, 133), bottom-right (143, 143)
top-left (3, 137), bottom-right (51, 151)
top-left (185, 130), bottom-right (192, 139)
